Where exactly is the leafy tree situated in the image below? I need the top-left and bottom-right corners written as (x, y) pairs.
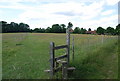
top-left (106, 27), bottom-right (115, 35)
top-left (96, 27), bottom-right (105, 35)
top-left (80, 28), bottom-right (87, 34)
top-left (33, 28), bottom-right (45, 33)
top-left (30, 29), bottom-right (33, 33)
top-left (33, 28), bottom-right (40, 32)
top-left (67, 22), bottom-right (73, 28)
top-left (88, 28), bottom-right (91, 31)
top-left (1, 21), bottom-right (30, 33)
top-left (60, 24), bottom-right (66, 33)
top-left (1, 21), bottom-right (7, 33)
top-left (39, 28), bottom-right (45, 33)
top-left (51, 24), bottom-right (62, 33)
top-left (10, 22), bottom-right (19, 32)
top-left (115, 24), bottom-right (120, 35)
top-left (19, 23), bottom-right (30, 32)
top-left (45, 27), bottom-right (52, 33)
top-left (2, 20), bottom-right (119, 35)
top-left (73, 27), bottom-right (80, 34)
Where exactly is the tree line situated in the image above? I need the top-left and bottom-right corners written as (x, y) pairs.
top-left (1, 21), bottom-right (30, 33)
top-left (30, 22), bottom-right (73, 33)
top-left (96, 26), bottom-right (120, 35)
top-left (1, 21), bottom-right (120, 35)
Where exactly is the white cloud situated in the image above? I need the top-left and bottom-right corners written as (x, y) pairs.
top-left (80, 1), bottom-right (104, 20)
top-left (80, 14), bottom-right (118, 29)
top-left (0, 0), bottom-right (101, 3)
top-left (0, 0), bottom-right (37, 3)
top-left (0, 10), bottom-right (3, 19)
top-left (10, 2), bottom-right (102, 28)
top-left (105, 0), bottom-right (119, 6)
top-left (0, 0), bottom-right (118, 30)
top-left (101, 10), bottom-right (115, 16)
top-left (0, 2), bottom-right (34, 10)
top-left (98, 15), bottom-right (117, 27)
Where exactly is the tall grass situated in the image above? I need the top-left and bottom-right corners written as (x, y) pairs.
top-left (69, 35), bottom-right (118, 79)
top-left (2, 33), bottom-right (118, 79)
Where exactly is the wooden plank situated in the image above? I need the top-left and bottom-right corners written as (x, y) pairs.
top-left (56, 60), bottom-right (67, 63)
top-left (62, 61), bottom-right (67, 79)
top-left (54, 45), bottom-right (68, 50)
top-left (55, 54), bottom-right (67, 61)
top-left (44, 69), bottom-right (51, 73)
top-left (66, 28), bottom-right (70, 64)
top-left (67, 67), bottom-right (76, 71)
top-left (50, 42), bottom-right (55, 78)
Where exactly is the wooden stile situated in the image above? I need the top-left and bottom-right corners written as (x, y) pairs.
top-left (45, 28), bottom-right (75, 79)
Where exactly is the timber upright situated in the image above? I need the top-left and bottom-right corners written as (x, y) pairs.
top-left (66, 28), bottom-right (70, 65)
top-left (44, 28), bottom-right (75, 79)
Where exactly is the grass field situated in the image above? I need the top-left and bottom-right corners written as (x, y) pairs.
top-left (2, 33), bottom-right (118, 79)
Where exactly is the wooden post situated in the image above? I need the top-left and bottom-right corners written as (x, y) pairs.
top-left (66, 28), bottom-right (70, 65)
top-left (50, 42), bottom-right (55, 78)
top-left (62, 61), bottom-right (67, 79)
top-left (72, 36), bottom-right (74, 61)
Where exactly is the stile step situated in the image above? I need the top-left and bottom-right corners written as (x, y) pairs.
top-left (44, 70), bottom-right (51, 73)
top-left (67, 67), bottom-right (76, 71)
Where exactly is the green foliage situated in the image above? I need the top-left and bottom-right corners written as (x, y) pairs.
top-left (33, 28), bottom-right (45, 33)
top-left (45, 24), bottom-right (66, 33)
top-left (115, 24), bottom-right (120, 35)
top-left (51, 24), bottom-right (62, 33)
top-left (73, 27), bottom-right (87, 34)
top-left (67, 22), bottom-right (73, 28)
top-left (60, 24), bottom-right (66, 33)
top-left (96, 27), bottom-right (105, 35)
top-left (45, 27), bottom-right (52, 33)
top-left (81, 28), bottom-right (87, 34)
top-left (88, 28), bottom-right (91, 31)
top-left (1, 21), bottom-right (30, 33)
top-left (106, 27), bottom-right (115, 35)
top-left (1, 20), bottom-right (120, 35)
top-left (1, 21), bottom-right (8, 33)
top-left (73, 27), bottom-right (81, 34)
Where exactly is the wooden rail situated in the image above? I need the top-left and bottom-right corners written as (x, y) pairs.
top-left (54, 45), bottom-right (68, 50)
top-left (55, 54), bottom-right (67, 61)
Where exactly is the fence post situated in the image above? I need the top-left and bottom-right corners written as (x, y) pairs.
top-left (66, 28), bottom-right (70, 65)
top-left (62, 61), bottom-right (67, 79)
top-left (88, 38), bottom-right (90, 50)
top-left (102, 35), bottom-right (104, 44)
top-left (50, 42), bottom-right (55, 78)
top-left (72, 36), bottom-right (74, 61)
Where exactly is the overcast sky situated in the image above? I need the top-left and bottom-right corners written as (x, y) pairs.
top-left (0, 0), bottom-right (119, 30)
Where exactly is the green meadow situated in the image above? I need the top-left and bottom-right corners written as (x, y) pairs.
top-left (2, 33), bottom-right (118, 79)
